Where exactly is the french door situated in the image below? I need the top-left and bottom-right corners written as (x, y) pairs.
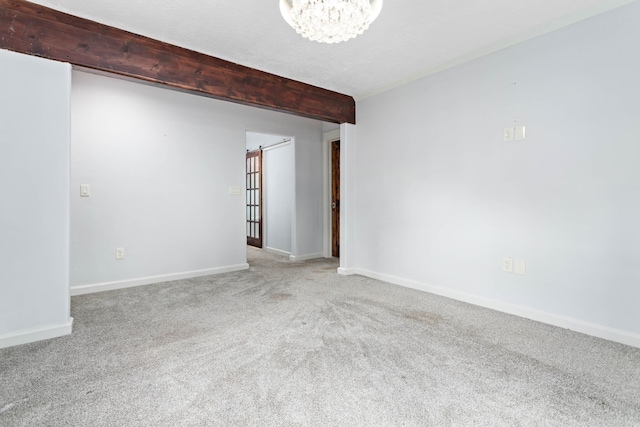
top-left (246, 150), bottom-right (263, 248)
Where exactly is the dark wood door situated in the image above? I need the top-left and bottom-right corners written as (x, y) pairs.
top-left (331, 140), bottom-right (340, 257)
top-left (246, 150), bottom-right (263, 248)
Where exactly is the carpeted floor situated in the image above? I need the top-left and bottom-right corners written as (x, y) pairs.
top-left (1, 247), bottom-right (639, 426)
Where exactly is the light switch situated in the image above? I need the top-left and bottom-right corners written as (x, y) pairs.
top-left (515, 126), bottom-right (526, 141)
top-left (514, 259), bottom-right (526, 275)
top-left (503, 127), bottom-right (514, 142)
top-left (80, 184), bottom-right (91, 197)
top-left (228, 186), bottom-right (242, 195)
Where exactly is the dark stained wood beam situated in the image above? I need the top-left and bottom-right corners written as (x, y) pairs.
top-left (0, 0), bottom-right (355, 124)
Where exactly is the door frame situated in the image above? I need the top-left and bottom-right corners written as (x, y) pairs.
top-left (246, 131), bottom-right (296, 256)
top-left (322, 129), bottom-right (340, 258)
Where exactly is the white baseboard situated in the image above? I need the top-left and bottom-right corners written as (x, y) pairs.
top-left (265, 247), bottom-right (291, 257)
top-left (355, 268), bottom-right (640, 349)
top-left (337, 267), bottom-right (358, 276)
top-left (289, 253), bottom-right (323, 262)
top-left (0, 317), bottom-right (74, 349)
top-left (70, 264), bottom-right (250, 296)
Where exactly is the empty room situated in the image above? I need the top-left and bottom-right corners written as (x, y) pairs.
top-left (1, 0), bottom-right (639, 425)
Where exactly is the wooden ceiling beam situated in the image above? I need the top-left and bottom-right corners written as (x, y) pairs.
top-left (0, 0), bottom-right (355, 124)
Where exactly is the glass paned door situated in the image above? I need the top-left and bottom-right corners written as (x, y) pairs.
top-left (246, 150), bottom-right (262, 248)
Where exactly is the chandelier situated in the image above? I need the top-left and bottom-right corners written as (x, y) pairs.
top-left (280, 0), bottom-right (383, 44)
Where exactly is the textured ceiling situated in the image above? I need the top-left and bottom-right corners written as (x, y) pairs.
top-left (27, 0), bottom-right (633, 99)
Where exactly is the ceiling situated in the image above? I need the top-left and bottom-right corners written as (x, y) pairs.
top-left (28, 0), bottom-right (633, 99)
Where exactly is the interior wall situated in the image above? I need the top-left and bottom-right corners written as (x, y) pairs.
top-left (0, 50), bottom-right (72, 346)
top-left (322, 122), bottom-right (340, 133)
top-left (246, 132), bottom-right (294, 255)
top-left (353, 2), bottom-right (640, 341)
top-left (264, 145), bottom-right (294, 254)
top-left (71, 71), bottom-right (323, 290)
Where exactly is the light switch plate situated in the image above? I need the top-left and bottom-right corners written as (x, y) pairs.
top-left (228, 186), bottom-right (242, 195)
top-left (80, 184), bottom-right (91, 197)
top-left (115, 247), bottom-right (125, 260)
top-left (515, 126), bottom-right (526, 141)
top-left (514, 259), bottom-right (526, 275)
top-left (503, 127), bottom-right (514, 142)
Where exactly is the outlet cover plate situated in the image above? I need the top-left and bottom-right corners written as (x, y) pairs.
top-left (503, 257), bottom-right (513, 273)
top-left (503, 127), bottom-right (514, 142)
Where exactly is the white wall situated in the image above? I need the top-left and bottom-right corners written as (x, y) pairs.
top-left (291, 127), bottom-right (324, 260)
top-left (263, 144), bottom-right (294, 254)
top-left (71, 71), bottom-right (323, 292)
top-left (0, 50), bottom-right (72, 347)
top-left (339, 124), bottom-right (357, 272)
top-left (353, 2), bottom-right (640, 345)
top-left (322, 122), bottom-right (340, 133)
top-left (246, 132), bottom-right (294, 255)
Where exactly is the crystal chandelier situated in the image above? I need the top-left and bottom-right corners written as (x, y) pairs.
top-left (280, 0), bottom-right (383, 44)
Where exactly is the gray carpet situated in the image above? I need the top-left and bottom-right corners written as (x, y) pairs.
top-left (1, 247), bottom-right (639, 426)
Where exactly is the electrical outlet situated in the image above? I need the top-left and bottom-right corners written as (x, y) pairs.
top-left (503, 127), bottom-right (514, 142)
top-left (115, 247), bottom-right (125, 260)
top-left (514, 259), bottom-right (526, 275)
top-left (503, 257), bottom-right (513, 273)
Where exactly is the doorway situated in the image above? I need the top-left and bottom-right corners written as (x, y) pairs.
top-left (331, 140), bottom-right (340, 257)
top-left (245, 131), bottom-right (294, 257)
top-left (246, 149), bottom-right (262, 248)
top-left (323, 128), bottom-right (341, 259)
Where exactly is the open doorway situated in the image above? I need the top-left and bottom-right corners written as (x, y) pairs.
top-left (331, 140), bottom-right (340, 257)
top-left (323, 128), bottom-right (341, 259)
top-left (246, 132), bottom-right (294, 257)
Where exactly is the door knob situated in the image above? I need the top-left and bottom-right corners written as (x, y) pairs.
top-left (332, 202), bottom-right (337, 209)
